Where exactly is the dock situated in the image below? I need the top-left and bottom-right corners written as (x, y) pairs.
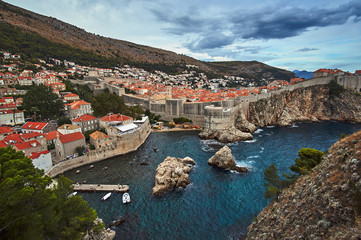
top-left (73, 184), bottom-right (129, 193)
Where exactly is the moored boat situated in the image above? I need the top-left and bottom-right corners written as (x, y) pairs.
top-left (102, 192), bottom-right (112, 201)
top-left (122, 192), bottom-right (131, 203)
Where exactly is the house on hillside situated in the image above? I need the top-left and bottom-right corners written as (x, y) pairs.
top-left (89, 131), bottom-right (109, 150)
top-left (14, 140), bottom-right (43, 157)
top-left (99, 113), bottom-right (133, 128)
top-left (29, 150), bottom-right (52, 172)
top-left (0, 110), bottom-right (25, 126)
top-left (43, 131), bottom-right (63, 146)
top-left (71, 114), bottom-right (98, 133)
top-left (55, 132), bottom-right (86, 160)
top-left (20, 132), bottom-right (47, 148)
top-left (65, 100), bottom-right (93, 119)
top-left (57, 124), bottom-right (82, 135)
top-left (0, 126), bottom-right (16, 140)
top-left (21, 122), bottom-right (54, 134)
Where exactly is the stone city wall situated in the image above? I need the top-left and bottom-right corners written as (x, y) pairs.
top-left (46, 119), bottom-right (151, 178)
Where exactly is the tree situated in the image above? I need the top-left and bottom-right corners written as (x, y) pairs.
top-left (57, 116), bottom-right (72, 126)
top-left (76, 146), bottom-right (86, 156)
top-left (91, 92), bottom-right (126, 117)
top-left (327, 79), bottom-right (344, 97)
top-left (289, 148), bottom-right (324, 175)
top-left (263, 163), bottom-right (282, 200)
top-left (0, 147), bottom-right (102, 239)
top-left (22, 85), bottom-right (64, 119)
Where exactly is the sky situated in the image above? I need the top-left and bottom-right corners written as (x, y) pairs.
top-left (4, 0), bottom-right (361, 72)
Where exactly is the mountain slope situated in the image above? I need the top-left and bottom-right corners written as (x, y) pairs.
top-left (0, 1), bottom-right (295, 80)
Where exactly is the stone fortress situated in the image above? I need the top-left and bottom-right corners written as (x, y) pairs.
top-left (77, 72), bottom-right (361, 133)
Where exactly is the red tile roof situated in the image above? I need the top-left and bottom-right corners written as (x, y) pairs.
top-left (29, 150), bottom-right (50, 159)
top-left (4, 134), bottom-right (24, 144)
top-left (66, 100), bottom-right (90, 109)
top-left (14, 140), bottom-right (40, 150)
top-left (43, 131), bottom-right (63, 141)
top-left (22, 122), bottom-right (48, 130)
top-left (59, 132), bottom-right (84, 144)
top-left (100, 114), bottom-right (132, 122)
top-left (64, 93), bottom-right (79, 98)
top-left (72, 114), bottom-right (97, 122)
top-left (0, 140), bottom-right (8, 148)
top-left (21, 132), bottom-right (43, 139)
top-left (0, 126), bottom-right (13, 134)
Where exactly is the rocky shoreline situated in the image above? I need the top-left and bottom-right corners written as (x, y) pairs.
top-left (245, 130), bottom-right (361, 239)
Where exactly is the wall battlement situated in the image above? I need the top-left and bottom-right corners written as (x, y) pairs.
top-left (122, 75), bottom-right (358, 130)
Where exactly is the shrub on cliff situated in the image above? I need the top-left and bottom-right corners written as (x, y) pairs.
top-left (327, 79), bottom-right (344, 97)
top-left (264, 148), bottom-right (324, 200)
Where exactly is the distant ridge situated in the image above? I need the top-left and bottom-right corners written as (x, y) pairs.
top-left (0, 1), bottom-right (295, 81)
top-left (293, 70), bottom-right (313, 79)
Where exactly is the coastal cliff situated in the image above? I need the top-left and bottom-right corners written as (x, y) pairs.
top-left (247, 85), bottom-right (361, 127)
top-left (245, 130), bottom-right (361, 239)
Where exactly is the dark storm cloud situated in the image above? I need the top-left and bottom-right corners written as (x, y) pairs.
top-left (296, 48), bottom-right (319, 52)
top-left (150, 1), bottom-right (361, 50)
top-left (186, 33), bottom-right (234, 50)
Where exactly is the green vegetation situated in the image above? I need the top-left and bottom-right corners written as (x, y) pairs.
top-left (145, 109), bottom-right (161, 124)
top-left (327, 79), bottom-right (344, 97)
top-left (91, 92), bottom-right (144, 119)
top-left (76, 146), bottom-right (86, 156)
top-left (22, 85), bottom-right (64, 120)
top-left (264, 148), bottom-right (324, 200)
top-left (57, 116), bottom-right (71, 127)
top-left (0, 147), bottom-right (102, 239)
top-left (0, 22), bottom-right (119, 68)
top-left (173, 117), bottom-right (192, 124)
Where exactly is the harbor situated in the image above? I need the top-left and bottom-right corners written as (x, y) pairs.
top-left (73, 184), bottom-right (130, 193)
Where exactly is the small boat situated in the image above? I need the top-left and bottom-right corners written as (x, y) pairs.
top-left (122, 192), bottom-right (131, 204)
top-left (109, 216), bottom-right (126, 227)
top-left (68, 192), bottom-right (77, 198)
top-left (140, 161), bottom-right (149, 165)
top-left (102, 192), bottom-right (112, 201)
top-left (153, 148), bottom-right (158, 152)
top-left (76, 170), bottom-right (81, 174)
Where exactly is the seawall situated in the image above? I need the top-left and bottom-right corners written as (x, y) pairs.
top-left (46, 120), bottom-right (151, 178)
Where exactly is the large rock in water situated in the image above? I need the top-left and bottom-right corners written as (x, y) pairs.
top-left (199, 126), bottom-right (253, 143)
top-left (208, 146), bottom-right (247, 173)
top-left (152, 156), bottom-right (196, 196)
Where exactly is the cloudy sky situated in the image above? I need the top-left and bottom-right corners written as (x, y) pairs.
top-left (5, 0), bottom-right (361, 72)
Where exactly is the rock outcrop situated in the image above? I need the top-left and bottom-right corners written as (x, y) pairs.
top-left (245, 130), bottom-right (361, 239)
top-left (247, 85), bottom-right (361, 127)
top-left (152, 156), bottom-right (196, 196)
top-left (199, 126), bottom-right (253, 143)
top-left (83, 218), bottom-right (115, 240)
top-left (234, 111), bottom-right (257, 133)
top-left (208, 146), bottom-right (247, 173)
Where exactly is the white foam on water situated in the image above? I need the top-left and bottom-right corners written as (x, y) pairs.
top-left (244, 139), bottom-right (257, 143)
top-left (259, 147), bottom-right (265, 153)
top-left (254, 129), bottom-right (264, 134)
top-left (247, 155), bottom-right (260, 159)
top-left (266, 126), bottom-right (275, 128)
top-left (289, 123), bottom-right (299, 128)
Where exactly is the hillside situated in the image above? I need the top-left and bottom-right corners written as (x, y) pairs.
top-left (0, 1), bottom-right (294, 80)
top-left (245, 130), bottom-right (361, 239)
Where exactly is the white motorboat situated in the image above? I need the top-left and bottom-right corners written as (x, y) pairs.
top-left (102, 192), bottom-right (112, 201)
top-left (122, 192), bottom-right (131, 204)
top-left (68, 192), bottom-right (77, 198)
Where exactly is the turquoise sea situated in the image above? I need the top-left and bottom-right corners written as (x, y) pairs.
top-left (64, 122), bottom-right (361, 240)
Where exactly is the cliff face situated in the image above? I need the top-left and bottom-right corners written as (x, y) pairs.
top-left (248, 86), bottom-right (361, 127)
top-left (245, 130), bottom-right (361, 239)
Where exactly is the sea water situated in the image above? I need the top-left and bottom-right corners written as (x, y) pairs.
top-left (64, 122), bottom-right (361, 240)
